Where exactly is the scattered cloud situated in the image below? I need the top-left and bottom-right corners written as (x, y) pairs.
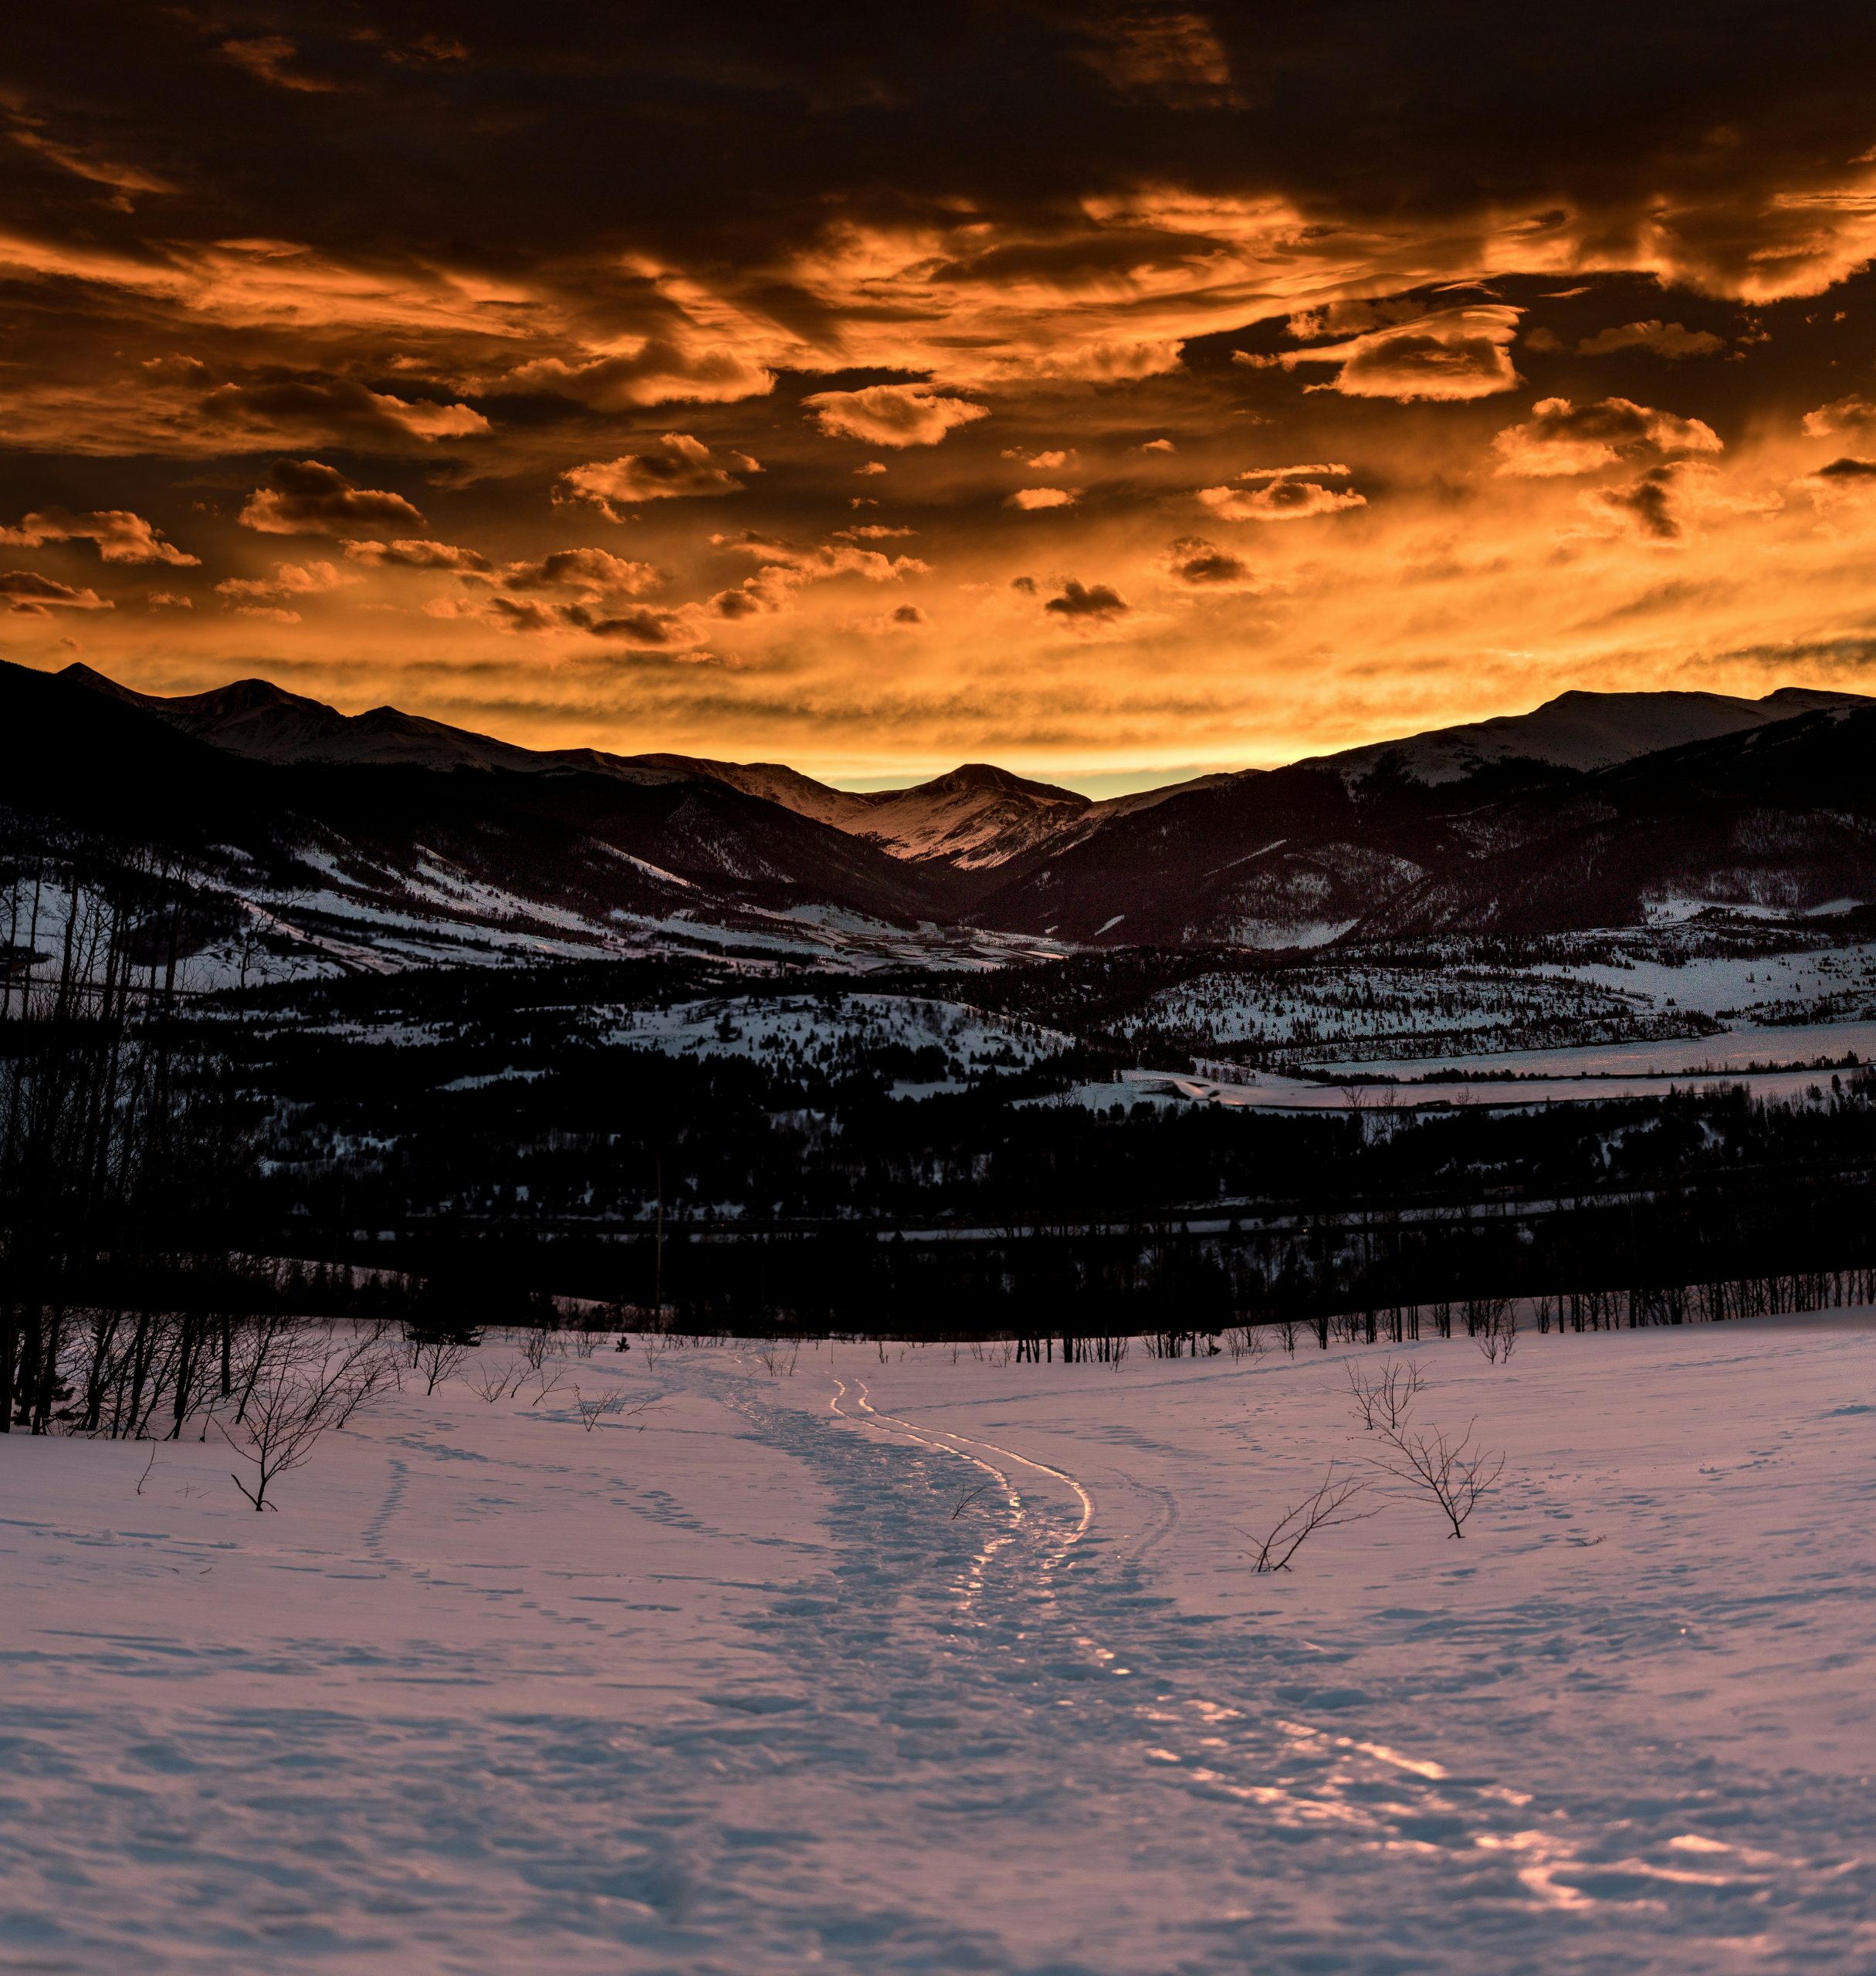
top-left (1043, 578), bottom-right (1129, 621)
top-left (1002, 448), bottom-right (1075, 469)
top-left (222, 36), bottom-right (338, 93)
top-left (1278, 306), bottom-right (1522, 401)
top-left (344, 538), bottom-right (493, 572)
top-left (0, 570), bottom-right (113, 614)
top-left (802, 383), bottom-right (988, 448)
top-left (216, 560), bottom-right (361, 605)
top-left (0, 508), bottom-right (197, 564)
top-left (1196, 479), bottom-right (1366, 521)
top-left (1583, 464), bottom-right (1687, 540)
top-left (200, 377), bottom-right (490, 447)
top-left (1234, 462), bottom-right (1352, 480)
top-left (1577, 320), bottom-right (1726, 357)
top-left (555, 434), bottom-right (759, 517)
top-left (239, 460), bottom-right (426, 536)
top-left (706, 531), bottom-right (928, 618)
top-left (496, 548), bottom-right (663, 597)
top-left (502, 340), bottom-right (774, 410)
top-left (1161, 536), bottom-right (1258, 587)
top-left (1079, 11), bottom-right (1240, 107)
top-left (1802, 394), bottom-right (1876, 438)
top-left (1492, 397), bottom-right (1724, 477)
top-left (1007, 487), bottom-right (1079, 509)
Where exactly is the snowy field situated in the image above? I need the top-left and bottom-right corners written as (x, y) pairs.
top-left (5, 1319), bottom-right (1874, 1973)
top-left (1320, 1017), bottom-right (1876, 1081)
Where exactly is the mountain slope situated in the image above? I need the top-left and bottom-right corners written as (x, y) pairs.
top-left (1357, 702), bottom-right (1876, 936)
top-left (59, 665), bottom-right (1092, 878)
top-left (6, 662), bottom-right (967, 975)
top-left (967, 691), bottom-right (1876, 946)
top-left (29, 662), bottom-right (1876, 959)
top-left (1305, 686), bottom-right (1871, 787)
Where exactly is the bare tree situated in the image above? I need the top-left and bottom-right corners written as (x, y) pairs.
top-left (1243, 1466), bottom-right (1373, 1572)
top-left (218, 1325), bottom-right (398, 1511)
top-left (1346, 1357), bottom-right (1422, 1433)
top-left (1374, 1418), bottom-right (1505, 1539)
top-left (1226, 1324), bottom-right (1269, 1362)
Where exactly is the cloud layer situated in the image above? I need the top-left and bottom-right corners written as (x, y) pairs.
top-left (5, 6), bottom-right (1876, 776)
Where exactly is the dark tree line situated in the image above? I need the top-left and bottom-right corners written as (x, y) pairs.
top-left (0, 855), bottom-right (259, 1433)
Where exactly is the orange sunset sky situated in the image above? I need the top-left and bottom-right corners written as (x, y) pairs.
top-left (8, 5), bottom-right (1876, 790)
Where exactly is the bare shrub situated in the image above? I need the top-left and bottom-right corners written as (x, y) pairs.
top-left (406, 1321), bottom-right (479, 1396)
top-left (466, 1358), bottom-right (528, 1403)
top-left (753, 1339), bottom-right (799, 1378)
top-left (1226, 1324), bottom-right (1269, 1362)
top-left (1244, 1466), bottom-right (1373, 1572)
top-left (1375, 1418), bottom-right (1505, 1539)
top-left (1477, 1303), bottom-right (1519, 1365)
top-left (218, 1325), bottom-right (398, 1511)
top-left (1346, 1357), bottom-right (1422, 1433)
top-left (572, 1386), bottom-right (655, 1433)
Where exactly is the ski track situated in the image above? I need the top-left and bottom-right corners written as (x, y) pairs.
top-left (699, 1355), bottom-right (1872, 1974)
top-left (2, 1345), bottom-right (1872, 1973)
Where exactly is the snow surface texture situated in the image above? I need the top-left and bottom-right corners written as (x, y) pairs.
top-left (5, 1319), bottom-right (1874, 1972)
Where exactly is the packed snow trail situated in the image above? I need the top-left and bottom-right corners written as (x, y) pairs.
top-left (2, 1325), bottom-right (1874, 1972)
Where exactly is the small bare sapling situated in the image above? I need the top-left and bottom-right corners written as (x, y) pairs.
top-left (406, 1321), bottom-right (479, 1395)
top-left (1244, 1466), bottom-right (1373, 1572)
top-left (218, 1325), bottom-right (398, 1511)
top-left (572, 1387), bottom-right (656, 1433)
top-left (466, 1358), bottom-right (530, 1403)
top-left (1375, 1418), bottom-right (1505, 1539)
top-left (1346, 1357), bottom-right (1422, 1433)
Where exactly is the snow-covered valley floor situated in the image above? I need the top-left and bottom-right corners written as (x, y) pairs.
top-left (5, 1319), bottom-right (1874, 1973)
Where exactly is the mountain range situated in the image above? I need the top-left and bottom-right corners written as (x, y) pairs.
top-left (4, 658), bottom-right (1873, 973)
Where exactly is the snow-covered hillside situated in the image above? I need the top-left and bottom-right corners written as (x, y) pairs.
top-left (601, 993), bottom-right (1071, 1086)
top-left (6, 1318), bottom-right (1873, 1972)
